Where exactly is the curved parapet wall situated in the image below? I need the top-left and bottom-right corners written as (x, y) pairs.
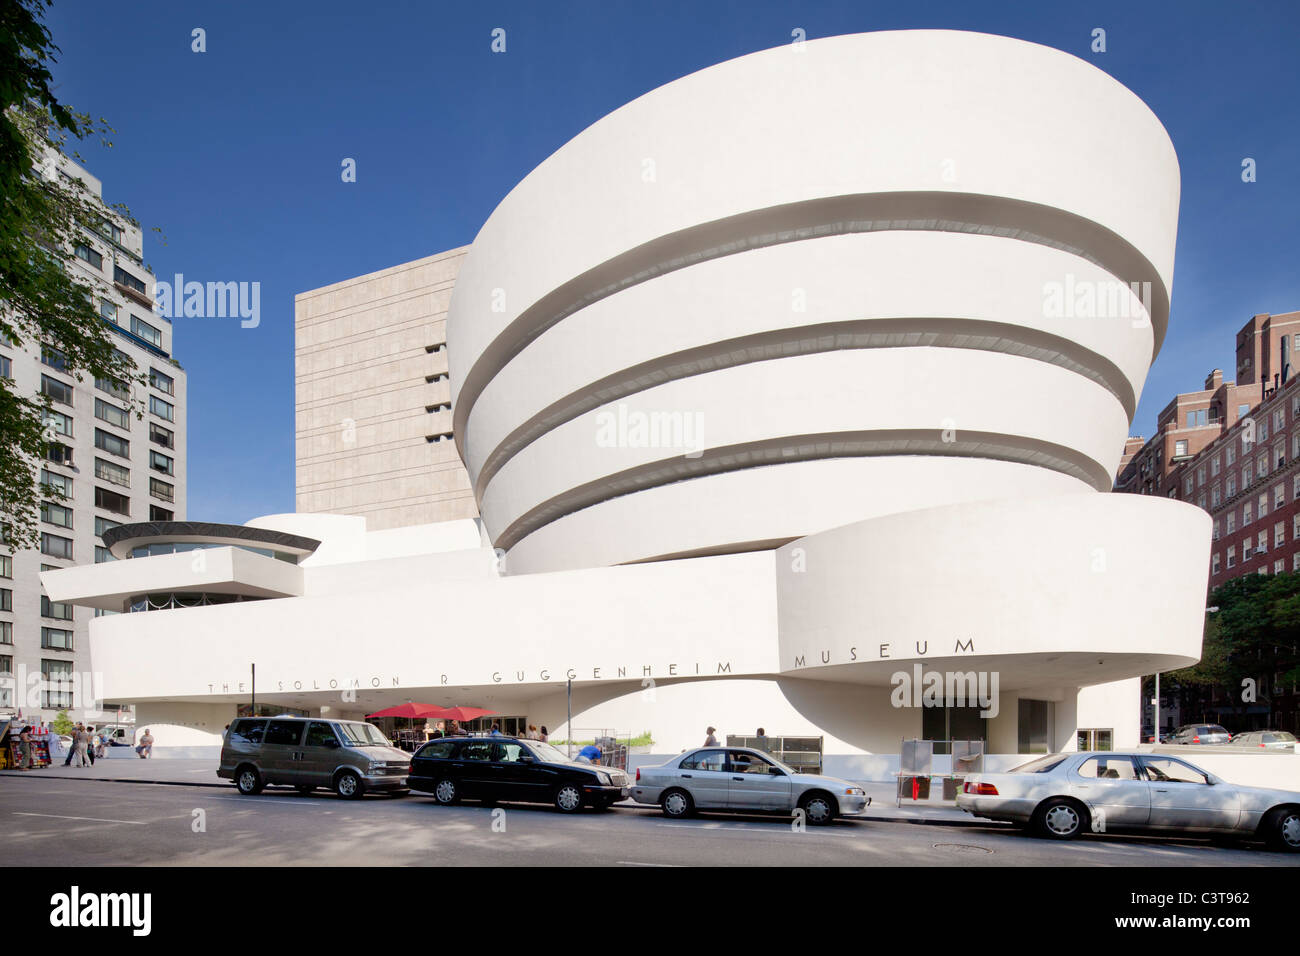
top-left (447, 30), bottom-right (1180, 572)
top-left (775, 493), bottom-right (1211, 685)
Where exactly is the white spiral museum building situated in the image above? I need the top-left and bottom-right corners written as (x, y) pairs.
top-left (45, 31), bottom-right (1211, 770)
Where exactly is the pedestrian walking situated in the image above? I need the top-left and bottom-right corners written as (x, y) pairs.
top-left (64, 722), bottom-right (83, 767)
top-left (703, 726), bottom-right (719, 747)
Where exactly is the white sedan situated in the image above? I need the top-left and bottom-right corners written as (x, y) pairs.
top-left (631, 746), bottom-right (868, 824)
top-left (957, 751), bottom-right (1300, 851)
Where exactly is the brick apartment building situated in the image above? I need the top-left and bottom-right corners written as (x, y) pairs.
top-left (1115, 311), bottom-right (1300, 591)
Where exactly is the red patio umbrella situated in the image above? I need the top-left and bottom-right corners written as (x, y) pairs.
top-left (365, 702), bottom-right (450, 720)
top-left (425, 705), bottom-right (497, 723)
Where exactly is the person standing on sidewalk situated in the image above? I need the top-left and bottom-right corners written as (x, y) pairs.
top-left (70, 725), bottom-right (89, 767)
top-left (85, 726), bottom-right (96, 766)
top-left (17, 726), bottom-right (34, 770)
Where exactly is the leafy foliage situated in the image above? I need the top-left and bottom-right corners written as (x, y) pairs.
top-left (1, 0), bottom-right (146, 551)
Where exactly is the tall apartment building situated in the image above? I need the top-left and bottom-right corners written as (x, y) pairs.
top-left (0, 156), bottom-right (187, 723)
top-left (295, 248), bottom-right (477, 529)
top-left (1115, 310), bottom-right (1300, 590)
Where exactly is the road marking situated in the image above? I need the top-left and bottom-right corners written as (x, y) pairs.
top-left (617, 860), bottom-right (682, 867)
top-left (14, 811), bottom-right (146, 825)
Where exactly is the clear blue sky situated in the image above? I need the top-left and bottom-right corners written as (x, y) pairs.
top-left (44, 0), bottom-right (1300, 523)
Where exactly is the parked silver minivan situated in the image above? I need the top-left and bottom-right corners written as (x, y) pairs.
top-left (218, 716), bottom-right (411, 798)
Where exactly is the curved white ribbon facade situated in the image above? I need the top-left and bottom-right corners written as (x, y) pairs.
top-left (447, 29), bottom-right (1180, 573)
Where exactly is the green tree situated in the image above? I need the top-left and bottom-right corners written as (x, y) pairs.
top-left (1, 0), bottom-right (146, 551)
top-left (50, 708), bottom-right (74, 735)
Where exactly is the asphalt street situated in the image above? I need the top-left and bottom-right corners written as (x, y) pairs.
top-left (3, 774), bottom-right (1298, 867)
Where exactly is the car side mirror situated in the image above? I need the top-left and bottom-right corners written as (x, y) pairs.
top-left (770, 767), bottom-right (786, 776)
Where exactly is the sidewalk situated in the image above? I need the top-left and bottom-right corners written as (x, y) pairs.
top-left (1, 761), bottom-right (997, 827)
top-left (0, 757), bottom-right (226, 788)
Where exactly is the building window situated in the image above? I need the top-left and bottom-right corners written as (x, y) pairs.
top-left (149, 505), bottom-right (173, 521)
top-left (0, 555), bottom-right (10, 579)
top-left (100, 298), bottom-right (118, 323)
top-left (149, 451), bottom-right (174, 476)
top-left (75, 242), bottom-right (103, 269)
top-left (42, 408), bottom-right (73, 438)
top-left (0, 626), bottom-right (10, 647)
top-left (132, 315), bottom-right (162, 348)
top-left (94, 427), bottom-right (130, 458)
top-left (1244, 502), bottom-right (1253, 524)
top-left (40, 595), bottom-right (73, 621)
top-left (1276, 409), bottom-right (1286, 431)
top-left (1275, 559), bottom-right (1286, 575)
top-left (45, 442), bottom-right (73, 466)
top-left (1197, 466), bottom-right (1206, 485)
top-left (149, 367), bottom-right (174, 395)
top-left (1258, 532), bottom-right (1268, 553)
top-left (1259, 493), bottom-right (1269, 518)
top-left (94, 458), bottom-right (130, 487)
top-left (1227, 445), bottom-right (1236, 466)
top-left (1211, 486), bottom-right (1221, 508)
top-left (95, 545), bottom-right (115, 564)
top-left (1197, 494), bottom-right (1206, 510)
top-left (40, 627), bottom-right (73, 651)
top-left (94, 398), bottom-right (130, 430)
top-left (1242, 537), bottom-right (1252, 561)
top-left (1227, 475), bottom-right (1237, 497)
top-left (94, 486), bottom-right (131, 516)
top-left (1211, 455), bottom-right (1221, 477)
top-left (40, 374), bottom-right (73, 405)
top-left (1227, 511), bottom-right (1236, 534)
top-left (113, 265), bottom-right (147, 296)
top-left (0, 355), bottom-right (9, 380)
top-left (40, 501), bottom-right (73, 529)
top-left (95, 516), bottom-right (121, 537)
top-left (1276, 484), bottom-right (1286, 510)
top-left (149, 478), bottom-right (174, 503)
top-left (1294, 552), bottom-right (1300, 571)
top-left (1212, 553), bottom-right (1221, 575)
top-left (1227, 546), bottom-right (1236, 568)
top-left (1174, 440), bottom-right (1188, 457)
top-left (0, 588), bottom-right (10, 611)
top-left (40, 533), bottom-right (73, 560)
top-left (1258, 456), bottom-right (1268, 479)
top-left (1213, 518), bottom-right (1221, 541)
top-left (42, 691), bottom-right (74, 709)
top-left (150, 422), bottom-right (174, 448)
top-left (95, 375), bottom-right (130, 401)
top-left (1276, 522), bottom-right (1286, 547)
top-left (40, 469), bottom-right (72, 498)
top-left (149, 395), bottom-right (174, 421)
top-left (1242, 466), bottom-right (1251, 490)
top-left (1187, 409), bottom-right (1208, 428)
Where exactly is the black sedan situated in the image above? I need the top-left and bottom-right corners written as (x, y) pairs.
top-left (408, 736), bottom-right (631, 812)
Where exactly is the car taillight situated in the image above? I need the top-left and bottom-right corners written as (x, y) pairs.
top-left (963, 782), bottom-right (998, 795)
top-left (635, 768), bottom-right (641, 782)
top-left (1192, 736), bottom-right (1200, 743)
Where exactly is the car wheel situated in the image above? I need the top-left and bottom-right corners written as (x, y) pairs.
top-left (235, 766), bottom-right (264, 795)
top-left (1034, 797), bottom-right (1086, 840)
top-left (554, 783), bottom-right (584, 813)
top-left (661, 788), bottom-right (694, 819)
top-left (800, 791), bottom-right (837, 826)
top-left (1265, 807), bottom-right (1300, 852)
top-left (334, 770), bottom-right (364, 799)
top-left (295, 785), bottom-right (315, 796)
top-left (433, 778), bottom-right (459, 805)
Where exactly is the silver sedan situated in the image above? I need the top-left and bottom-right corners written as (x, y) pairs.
top-left (956, 751), bottom-right (1300, 851)
top-left (631, 746), bottom-right (868, 825)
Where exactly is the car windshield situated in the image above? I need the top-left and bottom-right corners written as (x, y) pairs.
top-left (1008, 755), bottom-right (1068, 773)
top-left (527, 741), bottom-right (578, 763)
top-left (336, 722), bottom-right (390, 747)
